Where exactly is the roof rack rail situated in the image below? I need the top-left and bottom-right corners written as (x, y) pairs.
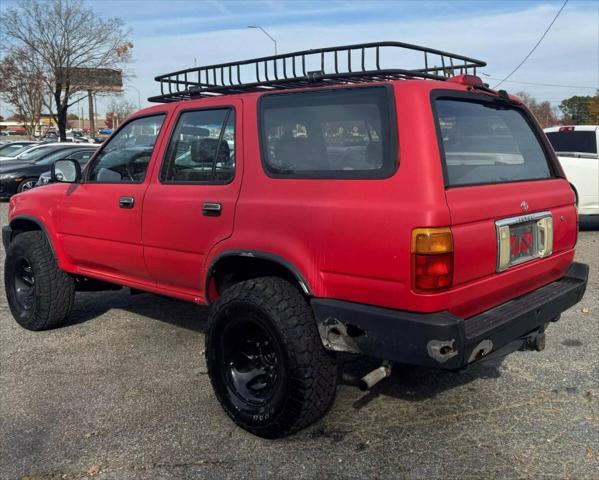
top-left (148, 41), bottom-right (486, 103)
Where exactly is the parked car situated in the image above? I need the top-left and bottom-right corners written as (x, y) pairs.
top-left (2, 42), bottom-right (588, 438)
top-left (544, 125), bottom-right (599, 217)
top-left (35, 147), bottom-right (97, 187)
top-left (0, 145), bottom-right (96, 197)
top-left (0, 142), bottom-right (85, 164)
top-left (0, 141), bottom-right (39, 160)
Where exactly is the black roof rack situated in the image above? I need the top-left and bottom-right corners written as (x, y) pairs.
top-left (148, 41), bottom-right (486, 103)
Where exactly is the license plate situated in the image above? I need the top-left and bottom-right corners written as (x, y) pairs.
top-left (509, 222), bottom-right (536, 265)
top-left (496, 212), bottom-right (553, 272)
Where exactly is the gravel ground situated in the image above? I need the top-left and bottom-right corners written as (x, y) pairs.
top-left (1, 203), bottom-right (597, 480)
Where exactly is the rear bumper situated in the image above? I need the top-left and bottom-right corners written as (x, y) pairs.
top-left (312, 262), bottom-right (589, 370)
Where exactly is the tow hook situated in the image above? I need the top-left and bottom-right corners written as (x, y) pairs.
top-left (358, 361), bottom-right (392, 391)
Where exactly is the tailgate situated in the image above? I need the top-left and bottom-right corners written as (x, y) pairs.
top-left (446, 179), bottom-right (577, 317)
top-left (434, 95), bottom-right (577, 318)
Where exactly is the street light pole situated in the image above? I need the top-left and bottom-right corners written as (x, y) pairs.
top-left (128, 84), bottom-right (142, 109)
top-left (247, 25), bottom-right (277, 55)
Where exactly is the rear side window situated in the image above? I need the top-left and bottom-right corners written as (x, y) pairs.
top-left (545, 131), bottom-right (597, 155)
top-left (435, 99), bottom-right (553, 187)
top-left (259, 86), bottom-right (397, 178)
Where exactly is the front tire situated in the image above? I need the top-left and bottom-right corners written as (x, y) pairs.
top-left (17, 178), bottom-right (37, 193)
top-left (5, 231), bottom-right (75, 330)
top-left (206, 277), bottom-right (338, 438)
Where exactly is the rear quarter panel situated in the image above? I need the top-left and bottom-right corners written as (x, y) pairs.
top-left (206, 83), bottom-right (451, 309)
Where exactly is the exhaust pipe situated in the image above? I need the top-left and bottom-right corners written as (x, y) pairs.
top-left (358, 361), bottom-right (392, 391)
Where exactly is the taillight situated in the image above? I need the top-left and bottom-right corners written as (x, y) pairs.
top-left (412, 228), bottom-right (453, 292)
top-left (559, 126), bottom-right (575, 132)
top-left (448, 74), bottom-right (484, 87)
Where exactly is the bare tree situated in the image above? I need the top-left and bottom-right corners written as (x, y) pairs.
top-left (107, 97), bottom-right (137, 121)
top-left (0, 0), bottom-right (133, 141)
top-left (0, 51), bottom-right (45, 137)
top-left (516, 91), bottom-right (559, 128)
top-left (105, 97), bottom-right (136, 129)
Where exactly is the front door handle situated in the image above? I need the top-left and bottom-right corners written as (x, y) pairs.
top-left (202, 202), bottom-right (222, 216)
top-left (119, 196), bottom-right (135, 209)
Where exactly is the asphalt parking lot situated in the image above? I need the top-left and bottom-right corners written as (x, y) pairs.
top-left (0, 203), bottom-right (597, 480)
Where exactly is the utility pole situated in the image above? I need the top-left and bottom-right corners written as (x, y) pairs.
top-left (88, 90), bottom-right (95, 138)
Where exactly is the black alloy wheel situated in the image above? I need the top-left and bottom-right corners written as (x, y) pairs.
top-left (12, 256), bottom-right (36, 311)
top-left (220, 311), bottom-right (284, 412)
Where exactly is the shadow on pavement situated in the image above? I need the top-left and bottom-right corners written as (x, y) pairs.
top-left (65, 289), bottom-right (208, 332)
top-left (339, 354), bottom-right (502, 409)
top-left (61, 288), bottom-right (505, 406)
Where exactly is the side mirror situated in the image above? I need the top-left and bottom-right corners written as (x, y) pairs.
top-left (52, 159), bottom-right (81, 183)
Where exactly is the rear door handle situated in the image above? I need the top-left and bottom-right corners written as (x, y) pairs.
top-left (119, 196), bottom-right (135, 209)
top-left (202, 202), bottom-right (222, 216)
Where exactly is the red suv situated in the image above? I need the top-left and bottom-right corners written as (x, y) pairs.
top-left (3, 42), bottom-right (588, 438)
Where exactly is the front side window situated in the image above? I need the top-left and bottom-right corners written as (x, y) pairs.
top-left (435, 99), bottom-right (553, 187)
top-left (87, 114), bottom-right (165, 183)
top-left (161, 108), bottom-right (235, 183)
top-left (259, 86), bottom-right (397, 178)
top-left (36, 148), bottom-right (78, 165)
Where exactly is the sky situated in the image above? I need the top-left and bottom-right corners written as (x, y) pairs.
top-left (1, 0), bottom-right (598, 117)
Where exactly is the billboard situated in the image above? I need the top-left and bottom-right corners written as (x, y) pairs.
top-left (56, 67), bottom-right (123, 92)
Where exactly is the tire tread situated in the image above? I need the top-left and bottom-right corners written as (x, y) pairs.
top-left (206, 276), bottom-right (337, 438)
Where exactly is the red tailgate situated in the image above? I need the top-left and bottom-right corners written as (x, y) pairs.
top-left (446, 179), bottom-right (577, 318)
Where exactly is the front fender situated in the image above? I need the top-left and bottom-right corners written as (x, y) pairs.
top-left (7, 189), bottom-right (76, 273)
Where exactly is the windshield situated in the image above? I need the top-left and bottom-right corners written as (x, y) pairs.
top-left (435, 99), bottom-right (553, 187)
top-left (0, 144), bottom-right (33, 157)
top-left (545, 131), bottom-right (597, 155)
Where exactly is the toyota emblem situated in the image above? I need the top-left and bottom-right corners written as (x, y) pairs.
top-left (520, 200), bottom-right (529, 212)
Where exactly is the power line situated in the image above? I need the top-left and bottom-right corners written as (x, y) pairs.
top-left (482, 76), bottom-right (596, 90)
top-left (494, 0), bottom-right (569, 89)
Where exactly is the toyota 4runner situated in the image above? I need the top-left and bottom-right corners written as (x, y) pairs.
top-left (3, 42), bottom-right (589, 438)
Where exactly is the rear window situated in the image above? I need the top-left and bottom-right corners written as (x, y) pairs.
top-left (259, 86), bottom-right (397, 178)
top-left (545, 131), bottom-right (597, 155)
top-left (435, 99), bottom-right (553, 187)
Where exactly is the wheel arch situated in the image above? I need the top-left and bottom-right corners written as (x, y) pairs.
top-left (206, 250), bottom-right (313, 303)
top-left (8, 215), bottom-right (57, 257)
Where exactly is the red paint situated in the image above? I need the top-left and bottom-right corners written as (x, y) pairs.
top-left (7, 79), bottom-right (579, 319)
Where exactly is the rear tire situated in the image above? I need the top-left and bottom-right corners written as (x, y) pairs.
top-left (206, 276), bottom-right (337, 438)
top-left (5, 231), bottom-right (75, 330)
